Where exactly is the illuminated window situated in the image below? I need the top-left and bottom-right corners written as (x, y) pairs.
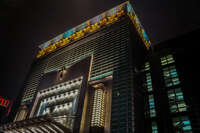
top-left (149, 95), bottom-right (156, 117)
top-left (172, 116), bottom-right (192, 133)
top-left (161, 54), bottom-right (175, 66)
top-left (168, 88), bottom-right (187, 113)
top-left (152, 121), bottom-right (158, 133)
top-left (142, 62), bottom-right (150, 72)
top-left (146, 73), bottom-right (153, 92)
top-left (145, 62), bottom-right (150, 71)
top-left (163, 66), bottom-right (180, 87)
top-left (144, 70), bottom-right (155, 118)
top-left (91, 87), bottom-right (105, 127)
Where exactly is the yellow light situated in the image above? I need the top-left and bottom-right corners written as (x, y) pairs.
top-left (37, 9), bottom-right (126, 58)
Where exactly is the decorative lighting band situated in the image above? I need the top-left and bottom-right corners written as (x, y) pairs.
top-left (36, 1), bottom-right (151, 58)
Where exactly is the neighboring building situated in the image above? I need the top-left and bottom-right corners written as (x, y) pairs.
top-left (140, 29), bottom-right (200, 133)
top-left (0, 1), bottom-right (151, 133)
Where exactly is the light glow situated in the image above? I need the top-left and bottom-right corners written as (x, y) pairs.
top-left (36, 1), bottom-right (151, 58)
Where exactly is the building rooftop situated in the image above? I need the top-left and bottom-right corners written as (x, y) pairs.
top-left (36, 1), bottom-right (151, 58)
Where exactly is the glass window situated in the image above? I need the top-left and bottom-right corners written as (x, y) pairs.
top-left (161, 54), bottom-right (175, 66)
top-left (172, 116), bottom-right (192, 133)
top-left (145, 62), bottom-right (150, 71)
top-left (149, 95), bottom-right (156, 117)
top-left (163, 66), bottom-right (180, 87)
top-left (141, 62), bottom-right (150, 72)
top-left (168, 88), bottom-right (187, 113)
top-left (145, 73), bottom-right (153, 92)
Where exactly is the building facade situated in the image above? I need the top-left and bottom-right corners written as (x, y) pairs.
top-left (140, 29), bottom-right (200, 133)
top-left (1, 1), bottom-right (151, 133)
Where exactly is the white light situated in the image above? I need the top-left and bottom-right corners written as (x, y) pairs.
top-left (54, 106), bottom-right (58, 112)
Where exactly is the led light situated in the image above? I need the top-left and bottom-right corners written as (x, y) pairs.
top-left (91, 84), bottom-right (105, 127)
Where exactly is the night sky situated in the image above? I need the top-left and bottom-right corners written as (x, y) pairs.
top-left (0, 0), bottom-right (199, 102)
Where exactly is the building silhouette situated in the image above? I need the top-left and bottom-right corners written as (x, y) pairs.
top-left (140, 29), bottom-right (200, 133)
top-left (0, 1), bottom-right (150, 133)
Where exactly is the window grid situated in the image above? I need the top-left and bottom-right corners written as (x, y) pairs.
top-left (168, 88), bottom-right (187, 113)
top-left (163, 65), bottom-right (180, 87)
top-left (172, 116), bottom-right (192, 133)
top-left (149, 95), bottom-right (156, 118)
top-left (20, 17), bottom-right (134, 132)
top-left (143, 62), bottom-right (157, 120)
top-left (146, 73), bottom-right (153, 92)
top-left (161, 54), bottom-right (175, 66)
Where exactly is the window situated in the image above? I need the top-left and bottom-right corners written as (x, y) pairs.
top-left (161, 54), bottom-right (175, 66)
top-left (152, 121), bottom-right (158, 133)
top-left (172, 116), bottom-right (192, 133)
top-left (168, 88), bottom-right (187, 113)
top-left (144, 70), bottom-right (156, 118)
top-left (149, 95), bottom-right (156, 117)
top-left (163, 66), bottom-right (180, 87)
top-left (146, 73), bottom-right (153, 92)
top-left (145, 62), bottom-right (150, 71)
top-left (142, 62), bottom-right (150, 72)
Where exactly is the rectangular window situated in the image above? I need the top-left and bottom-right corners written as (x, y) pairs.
top-left (163, 66), bottom-right (180, 87)
top-left (141, 62), bottom-right (150, 72)
top-left (168, 88), bottom-right (187, 113)
top-left (161, 54), bottom-right (175, 66)
top-left (149, 95), bottom-right (156, 117)
top-left (145, 62), bottom-right (150, 71)
top-left (172, 116), bottom-right (192, 133)
top-left (146, 73), bottom-right (153, 92)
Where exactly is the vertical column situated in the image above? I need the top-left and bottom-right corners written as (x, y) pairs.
top-left (142, 62), bottom-right (158, 133)
top-left (90, 83), bottom-right (105, 132)
top-left (161, 54), bottom-right (192, 133)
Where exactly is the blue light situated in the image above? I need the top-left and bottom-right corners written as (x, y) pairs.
top-left (183, 125), bottom-right (192, 131)
top-left (183, 120), bottom-right (191, 125)
top-left (63, 29), bottom-right (74, 38)
top-left (142, 31), bottom-right (150, 41)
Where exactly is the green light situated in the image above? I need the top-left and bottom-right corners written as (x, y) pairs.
top-left (22, 96), bottom-right (34, 102)
top-left (90, 71), bottom-right (113, 81)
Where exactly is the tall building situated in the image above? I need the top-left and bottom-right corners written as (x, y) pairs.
top-left (140, 29), bottom-right (200, 133)
top-left (0, 1), bottom-right (151, 133)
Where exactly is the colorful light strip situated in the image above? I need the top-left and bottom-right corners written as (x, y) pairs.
top-left (91, 85), bottom-right (105, 127)
top-left (37, 1), bottom-right (151, 58)
top-left (126, 2), bottom-right (151, 50)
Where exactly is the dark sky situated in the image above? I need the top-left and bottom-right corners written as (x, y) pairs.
top-left (0, 0), bottom-right (199, 102)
